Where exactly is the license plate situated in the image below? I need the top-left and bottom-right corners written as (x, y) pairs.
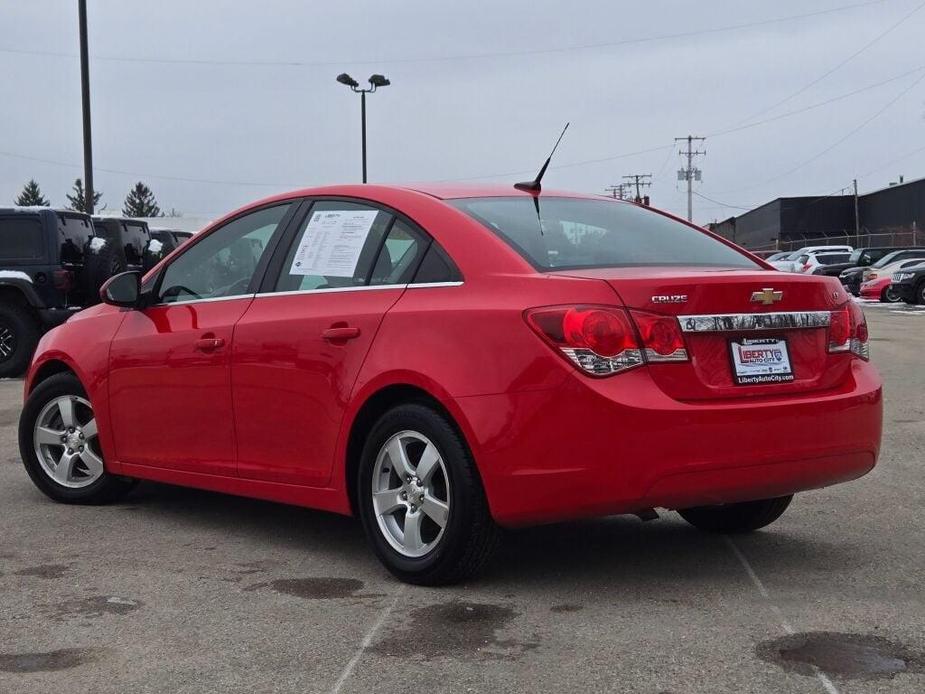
top-left (729, 337), bottom-right (794, 385)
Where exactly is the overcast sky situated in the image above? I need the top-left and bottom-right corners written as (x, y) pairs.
top-left (2, 0), bottom-right (923, 223)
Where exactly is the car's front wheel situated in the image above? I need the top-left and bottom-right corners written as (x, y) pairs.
top-left (357, 403), bottom-right (499, 585)
top-left (19, 373), bottom-right (136, 504)
top-left (678, 495), bottom-right (793, 533)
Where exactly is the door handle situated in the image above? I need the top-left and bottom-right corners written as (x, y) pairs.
top-left (194, 337), bottom-right (225, 351)
top-left (322, 326), bottom-right (361, 341)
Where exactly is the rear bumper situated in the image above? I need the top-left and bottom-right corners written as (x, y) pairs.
top-left (458, 360), bottom-right (882, 526)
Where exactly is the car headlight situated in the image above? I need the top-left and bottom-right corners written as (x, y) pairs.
top-left (894, 272), bottom-right (914, 282)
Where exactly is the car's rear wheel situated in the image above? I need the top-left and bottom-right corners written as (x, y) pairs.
top-left (19, 373), bottom-right (136, 504)
top-left (915, 280), bottom-right (925, 305)
top-left (0, 302), bottom-right (40, 378)
top-left (357, 403), bottom-right (499, 585)
top-left (678, 495), bottom-right (793, 533)
top-left (881, 285), bottom-right (902, 303)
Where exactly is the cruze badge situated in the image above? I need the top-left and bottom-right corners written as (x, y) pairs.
top-left (751, 288), bottom-right (783, 305)
top-left (651, 294), bottom-right (688, 304)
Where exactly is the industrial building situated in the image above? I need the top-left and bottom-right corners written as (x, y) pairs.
top-left (708, 176), bottom-right (924, 251)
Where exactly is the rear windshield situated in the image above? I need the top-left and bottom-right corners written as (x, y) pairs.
top-left (449, 197), bottom-right (758, 270)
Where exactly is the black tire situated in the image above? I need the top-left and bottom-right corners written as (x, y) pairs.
top-left (915, 280), bottom-right (925, 306)
top-left (0, 301), bottom-right (41, 378)
top-left (881, 285), bottom-right (902, 303)
top-left (357, 403), bottom-right (500, 585)
top-left (678, 495), bottom-right (793, 534)
top-left (19, 372), bottom-right (136, 504)
top-left (83, 238), bottom-right (127, 302)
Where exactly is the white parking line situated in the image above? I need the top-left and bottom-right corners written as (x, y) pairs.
top-left (329, 586), bottom-right (404, 694)
top-left (725, 537), bottom-right (840, 694)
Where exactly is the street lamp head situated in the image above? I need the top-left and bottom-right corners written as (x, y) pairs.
top-left (368, 74), bottom-right (391, 88)
top-left (336, 73), bottom-right (359, 88)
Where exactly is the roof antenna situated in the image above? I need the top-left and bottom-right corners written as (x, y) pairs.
top-left (514, 122), bottom-right (569, 193)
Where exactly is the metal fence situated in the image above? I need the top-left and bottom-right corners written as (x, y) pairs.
top-left (748, 227), bottom-right (923, 253)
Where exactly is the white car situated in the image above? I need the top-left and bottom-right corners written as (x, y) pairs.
top-left (793, 250), bottom-right (853, 274)
top-left (770, 245), bottom-right (853, 272)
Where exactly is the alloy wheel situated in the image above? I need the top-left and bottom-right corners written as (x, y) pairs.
top-left (884, 286), bottom-right (902, 303)
top-left (371, 430), bottom-right (450, 558)
top-left (0, 323), bottom-right (15, 362)
top-left (33, 395), bottom-right (104, 489)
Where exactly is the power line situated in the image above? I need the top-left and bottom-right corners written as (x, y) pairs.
top-left (692, 191), bottom-right (754, 210)
top-left (0, 1), bottom-right (886, 68)
top-left (716, 69), bottom-right (925, 194)
top-left (622, 174), bottom-right (652, 203)
top-left (730, 0), bottom-right (925, 126)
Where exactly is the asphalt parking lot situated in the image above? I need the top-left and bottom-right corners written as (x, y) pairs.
top-left (1, 306), bottom-right (922, 694)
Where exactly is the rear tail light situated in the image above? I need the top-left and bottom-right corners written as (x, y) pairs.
top-left (629, 310), bottom-right (689, 362)
top-left (801, 262), bottom-right (811, 272)
top-left (828, 303), bottom-right (869, 360)
top-left (52, 269), bottom-right (74, 291)
top-left (524, 305), bottom-right (688, 376)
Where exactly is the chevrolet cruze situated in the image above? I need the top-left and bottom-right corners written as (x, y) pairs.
top-left (18, 184), bottom-right (883, 585)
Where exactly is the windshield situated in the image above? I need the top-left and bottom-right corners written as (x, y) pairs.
top-left (450, 197), bottom-right (758, 270)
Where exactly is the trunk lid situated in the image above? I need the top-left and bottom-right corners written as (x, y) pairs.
top-left (552, 266), bottom-right (852, 401)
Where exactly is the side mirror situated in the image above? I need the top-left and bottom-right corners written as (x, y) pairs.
top-left (100, 271), bottom-right (142, 308)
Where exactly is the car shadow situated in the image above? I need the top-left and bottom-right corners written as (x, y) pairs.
top-left (119, 482), bottom-right (862, 593)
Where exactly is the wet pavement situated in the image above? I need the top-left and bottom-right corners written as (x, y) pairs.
top-left (0, 308), bottom-right (922, 693)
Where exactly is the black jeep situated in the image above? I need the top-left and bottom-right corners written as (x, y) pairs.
top-left (0, 210), bottom-right (168, 377)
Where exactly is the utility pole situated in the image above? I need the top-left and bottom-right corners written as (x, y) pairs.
top-left (78, 0), bottom-right (95, 214)
top-left (853, 178), bottom-right (860, 245)
top-left (675, 135), bottom-right (705, 221)
top-left (622, 174), bottom-right (652, 204)
top-left (604, 184), bottom-right (630, 200)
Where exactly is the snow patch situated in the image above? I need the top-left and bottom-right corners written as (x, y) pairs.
top-left (89, 237), bottom-right (108, 251)
top-left (147, 239), bottom-right (163, 254)
top-left (0, 270), bottom-right (33, 283)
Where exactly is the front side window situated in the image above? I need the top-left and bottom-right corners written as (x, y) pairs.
top-left (158, 204), bottom-right (290, 303)
top-left (450, 196), bottom-right (759, 270)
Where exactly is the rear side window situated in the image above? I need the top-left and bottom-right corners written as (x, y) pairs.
top-left (819, 254), bottom-right (850, 265)
top-left (412, 243), bottom-right (461, 283)
top-left (58, 214), bottom-right (93, 264)
top-left (0, 217), bottom-right (44, 262)
top-left (368, 220), bottom-right (427, 286)
top-left (274, 201), bottom-right (393, 292)
top-left (450, 197), bottom-right (758, 270)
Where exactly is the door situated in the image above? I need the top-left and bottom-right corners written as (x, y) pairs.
top-left (108, 203), bottom-right (294, 475)
top-left (232, 201), bottom-right (430, 486)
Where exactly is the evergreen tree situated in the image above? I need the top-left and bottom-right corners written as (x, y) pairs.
top-left (15, 179), bottom-right (50, 207)
top-left (122, 181), bottom-right (162, 217)
top-left (65, 178), bottom-right (102, 212)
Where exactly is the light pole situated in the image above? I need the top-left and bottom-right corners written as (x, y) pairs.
top-left (336, 73), bottom-right (390, 183)
top-left (78, 0), bottom-right (95, 213)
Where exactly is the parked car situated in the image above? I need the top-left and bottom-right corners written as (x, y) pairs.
top-left (793, 250), bottom-right (852, 274)
top-left (859, 277), bottom-right (894, 302)
top-left (812, 247), bottom-right (897, 278)
top-left (891, 262), bottom-right (925, 304)
top-left (770, 245), bottom-right (853, 272)
top-left (91, 216), bottom-right (171, 274)
top-left (18, 185), bottom-right (882, 585)
top-left (0, 208), bottom-right (103, 377)
top-left (840, 248), bottom-right (925, 295)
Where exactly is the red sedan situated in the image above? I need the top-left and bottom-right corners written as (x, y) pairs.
top-left (859, 276), bottom-right (897, 302)
top-left (18, 184), bottom-right (882, 585)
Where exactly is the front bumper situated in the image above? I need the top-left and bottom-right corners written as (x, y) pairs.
top-left (458, 360), bottom-right (882, 526)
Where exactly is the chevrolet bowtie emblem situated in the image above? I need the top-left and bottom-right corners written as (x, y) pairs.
top-left (751, 288), bottom-right (783, 305)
